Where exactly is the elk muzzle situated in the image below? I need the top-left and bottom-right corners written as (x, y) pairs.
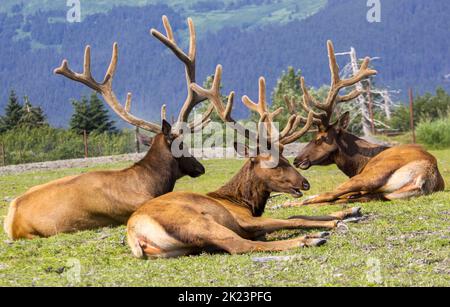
top-left (294, 156), bottom-right (312, 170)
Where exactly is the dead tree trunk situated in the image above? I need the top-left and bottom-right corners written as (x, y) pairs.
top-left (350, 48), bottom-right (372, 137)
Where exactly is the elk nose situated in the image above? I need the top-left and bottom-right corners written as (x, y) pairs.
top-left (197, 165), bottom-right (206, 175)
top-left (302, 181), bottom-right (310, 191)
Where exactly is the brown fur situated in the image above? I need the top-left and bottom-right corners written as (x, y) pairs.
top-left (294, 118), bottom-right (445, 205)
top-left (4, 132), bottom-right (205, 240)
top-left (127, 155), bottom-right (362, 259)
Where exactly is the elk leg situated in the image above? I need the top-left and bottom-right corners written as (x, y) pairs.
top-left (293, 174), bottom-right (387, 206)
top-left (288, 207), bottom-right (362, 221)
top-left (235, 216), bottom-right (340, 238)
top-left (188, 221), bottom-right (328, 254)
top-left (384, 184), bottom-right (423, 200)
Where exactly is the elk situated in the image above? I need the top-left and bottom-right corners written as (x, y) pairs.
top-left (4, 16), bottom-right (214, 240)
top-left (287, 41), bottom-right (445, 206)
top-left (126, 65), bottom-right (362, 259)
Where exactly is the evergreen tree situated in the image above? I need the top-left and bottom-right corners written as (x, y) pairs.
top-left (69, 92), bottom-right (116, 135)
top-left (0, 90), bottom-right (24, 132)
top-left (88, 92), bottom-right (116, 134)
top-left (267, 67), bottom-right (303, 127)
top-left (70, 96), bottom-right (92, 135)
top-left (18, 96), bottom-right (48, 129)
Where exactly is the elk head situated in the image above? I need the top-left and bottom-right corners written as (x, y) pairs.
top-left (288, 41), bottom-right (377, 170)
top-left (54, 16), bottom-right (213, 179)
top-left (191, 65), bottom-right (315, 198)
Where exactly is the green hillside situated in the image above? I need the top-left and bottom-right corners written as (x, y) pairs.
top-left (2, 0), bottom-right (327, 33)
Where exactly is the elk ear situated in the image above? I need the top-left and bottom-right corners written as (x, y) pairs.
top-left (338, 112), bottom-right (351, 130)
top-left (137, 133), bottom-right (153, 147)
top-left (162, 120), bottom-right (172, 137)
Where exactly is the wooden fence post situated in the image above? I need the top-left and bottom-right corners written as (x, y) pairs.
top-left (83, 130), bottom-right (89, 158)
top-left (135, 127), bottom-right (141, 154)
top-left (0, 143), bottom-right (5, 167)
top-left (409, 88), bottom-right (416, 144)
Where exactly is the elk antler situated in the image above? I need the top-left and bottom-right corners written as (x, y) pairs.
top-left (191, 65), bottom-right (314, 147)
top-left (55, 43), bottom-right (162, 133)
top-left (151, 16), bottom-right (214, 133)
top-left (242, 77), bottom-right (309, 145)
top-left (190, 65), bottom-right (255, 140)
top-left (310, 40), bottom-right (378, 127)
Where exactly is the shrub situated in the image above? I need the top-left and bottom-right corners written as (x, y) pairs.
top-left (0, 127), bottom-right (135, 165)
top-left (416, 114), bottom-right (450, 149)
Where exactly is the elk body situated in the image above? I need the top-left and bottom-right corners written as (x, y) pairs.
top-left (4, 16), bottom-right (213, 240)
top-left (127, 66), bottom-right (362, 259)
top-left (288, 41), bottom-right (445, 206)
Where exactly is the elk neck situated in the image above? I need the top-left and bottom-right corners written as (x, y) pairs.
top-left (208, 161), bottom-right (270, 217)
top-left (333, 131), bottom-right (389, 177)
top-left (132, 134), bottom-right (180, 196)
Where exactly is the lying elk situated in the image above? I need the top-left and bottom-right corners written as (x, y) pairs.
top-left (287, 41), bottom-right (445, 206)
top-left (4, 16), bottom-right (214, 240)
top-left (127, 65), bottom-right (362, 259)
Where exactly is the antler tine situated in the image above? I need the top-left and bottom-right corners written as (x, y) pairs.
top-left (280, 111), bottom-right (315, 145)
top-left (242, 77), bottom-right (269, 118)
top-left (190, 65), bottom-right (255, 140)
top-left (103, 42), bottom-right (118, 85)
top-left (161, 104), bottom-right (167, 121)
top-left (188, 104), bottom-right (214, 133)
top-left (279, 87), bottom-right (319, 144)
top-left (284, 96), bottom-right (297, 115)
top-left (151, 16), bottom-right (209, 132)
top-left (54, 43), bottom-right (162, 133)
top-left (338, 89), bottom-right (363, 103)
top-left (242, 77), bottom-right (273, 142)
top-left (299, 77), bottom-right (327, 121)
top-left (316, 40), bottom-right (377, 123)
top-left (279, 114), bottom-right (299, 139)
top-left (54, 45), bottom-right (102, 93)
top-left (151, 16), bottom-right (189, 65)
top-left (187, 18), bottom-right (197, 61)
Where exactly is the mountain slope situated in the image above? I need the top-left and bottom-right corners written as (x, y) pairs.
top-left (0, 0), bottom-right (449, 128)
top-left (1, 0), bottom-right (327, 34)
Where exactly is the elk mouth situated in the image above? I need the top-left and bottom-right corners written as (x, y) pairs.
top-left (295, 159), bottom-right (311, 170)
top-left (290, 188), bottom-right (304, 198)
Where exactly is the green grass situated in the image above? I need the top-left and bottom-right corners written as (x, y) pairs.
top-left (0, 150), bottom-right (449, 287)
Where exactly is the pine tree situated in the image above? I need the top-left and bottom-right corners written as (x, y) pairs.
top-left (18, 96), bottom-right (48, 129)
top-left (69, 92), bottom-right (117, 135)
top-left (88, 92), bottom-right (116, 134)
top-left (0, 90), bottom-right (24, 132)
top-left (70, 96), bottom-right (92, 135)
top-left (255, 67), bottom-right (304, 128)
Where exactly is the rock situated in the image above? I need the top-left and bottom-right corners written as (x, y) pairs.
top-left (252, 256), bottom-right (297, 263)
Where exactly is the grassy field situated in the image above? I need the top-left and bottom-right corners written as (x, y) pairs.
top-left (0, 150), bottom-right (449, 287)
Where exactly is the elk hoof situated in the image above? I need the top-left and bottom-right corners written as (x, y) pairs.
top-left (351, 207), bottom-right (362, 217)
top-left (343, 217), bottom-right (364, 223)
top-left (307, 238), bottom-right (328, 247)
top-left (306, 232), bottom-right (331, 239)
top-left (317, 232), bottom-right (331, 238)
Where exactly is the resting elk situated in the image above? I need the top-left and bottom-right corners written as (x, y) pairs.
top-left (126, 65), bottom-right (362, 259)
top-left (4, 16), bottom-right (213, 240)
top-left (287, 41), bottom-right (445, 206)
